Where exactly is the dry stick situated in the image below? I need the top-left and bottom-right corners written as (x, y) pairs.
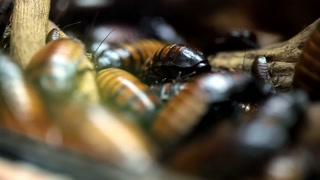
top-left (209, 18), bottom-right (320, 92)
top-left (10, 0), bottom-right (50, 68)
top-left (47, 20), bottom-right (100, 103)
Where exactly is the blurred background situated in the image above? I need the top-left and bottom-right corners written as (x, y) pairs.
top-left (49, 0), bottom-right (320, 54)
top-left (0, 1), bottom-right (319, 179)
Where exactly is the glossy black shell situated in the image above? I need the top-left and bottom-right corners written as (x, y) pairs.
top-left (143, 44), bottom-right (212, 84)
top-left (153, 44), bottom-right (208, 67)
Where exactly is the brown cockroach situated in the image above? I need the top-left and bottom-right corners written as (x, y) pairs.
top-left (96, 68), bottom-right (162, 128)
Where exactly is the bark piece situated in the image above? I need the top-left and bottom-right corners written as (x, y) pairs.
top-left (209, 18), bottom-right (320, 92)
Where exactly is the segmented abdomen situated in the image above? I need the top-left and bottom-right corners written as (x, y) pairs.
top-left (149, 72), bottom-right (271, 146)
top-left (251, 56), bottom-right (269, 82)
top-left (96, 68), bottom-right (162, 127)
top-left (142, 44), bottom-right (211, 84)
top-left (94, 39), bottom-right (166, 75)
top-left (150, 81), bottom-right (209, 145)
top-left (251, 56), bottom-right (275, 93)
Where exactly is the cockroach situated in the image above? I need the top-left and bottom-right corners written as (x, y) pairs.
top-left (141, 44), bottom-right (212, 85)
top-left (46, 28), bottom-right (60, 43)
top-left (238, 90), bottom-right (308, 155)
top-left (164, 91), bottom-right (308, 179)
top-left (96, 68), bottom-right (163, 128)
top-left (251, 56), bottom-right (276, 93)
top-left (46, 22), bottom-right (82, 43)
top-left (251, 56), bottom-right (269, 82)
top-left (0, 52), bottom-right (53, 138)
top-left (149, 82), bottom-right (187, 103)
top-left (0, 52), bottom-right (109, 150)
top-left (207, 30), bottom-right (260, 54)
top-left (293, 22), bottom-right (320, 100)
top-left (93, 39), bottom-right (166, 75)
top-left (0, 127), bottom-right (157, 179)
top-left (224, 30), bottom-right (259, 50)
top-left (150, 72), bottom-right (271, 147)
top-left (49, 103), bottom-right (156, 172)
top-left (25, 38), bottom-right (87, 101)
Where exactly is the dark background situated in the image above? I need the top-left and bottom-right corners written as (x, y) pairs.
top-left (49, 0), bottom-right (320, 54)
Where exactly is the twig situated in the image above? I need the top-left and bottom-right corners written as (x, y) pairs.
top-left (10, 0), bottom-right (50, 68)
top-left (209, 18), bottom-right (320, 92)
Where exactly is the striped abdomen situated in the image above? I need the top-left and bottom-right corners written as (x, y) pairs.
top-left (150, 72), bottom-right (270, 146)
top-left (293, 23), bottom-right (320, 100)
top-left (150, 81), bottom-right (209, 145)
top-left (94, 39), bottom-right (166, 75)
top-left (96, 68), bottom-right (162, 127)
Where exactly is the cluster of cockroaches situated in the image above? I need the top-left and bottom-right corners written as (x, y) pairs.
top-left (2, 4), bottom-right (320, 179)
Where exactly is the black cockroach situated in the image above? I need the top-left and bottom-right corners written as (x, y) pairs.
top-left (212, 30), bottom-right (259, 53)
top-left (221, 91), bottom-right (309, 178)
top-left (238, 90), bottom-right (308, 154)
top-left (149, 82), bottom-right (187, 103)
top-left (93, 39), bottom-right (166, 75)
top-left (164, 91), bottom-right (308, 179)
top-left (225, 30), bottom-right (259, 50)
top-left (141, 44), bottom-right (212, 85)
top-left (96, 68), bottom-right (163, 128)
top-left (293, 22), bottom-right (320, 100)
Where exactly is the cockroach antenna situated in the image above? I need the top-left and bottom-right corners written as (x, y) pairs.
top-left (93, 29), bottom-right (116, 57)
top-left (60, 21), bottom-right (82, 30)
